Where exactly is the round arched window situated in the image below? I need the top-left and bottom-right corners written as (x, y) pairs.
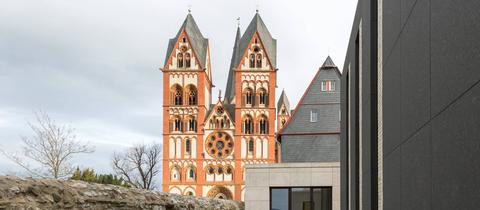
top-left (205, 131), bottom-right (234, 159)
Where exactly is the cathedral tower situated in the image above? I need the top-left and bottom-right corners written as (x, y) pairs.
top-left (161, 12), bottom-right (278, 201)
top-left (161, 13), bottom-right (212, 196)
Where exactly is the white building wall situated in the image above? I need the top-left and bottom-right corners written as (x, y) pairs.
top-left (244, 162), bottom-right (341, 210)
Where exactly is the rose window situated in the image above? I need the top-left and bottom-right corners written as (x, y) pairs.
top-left (206, 131), bottom-right (233, 159)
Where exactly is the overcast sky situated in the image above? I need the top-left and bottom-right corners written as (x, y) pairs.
top-left (0, 0), bottom-right (357, 178)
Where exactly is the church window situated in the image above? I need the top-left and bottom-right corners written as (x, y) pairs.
top-left (258, 115), bottom-right (268, 134)
top-left (281, 119), bottom-right (286, 127)
top-left (187, 117), bottom-right (196, 132)
top-left (186, 85), bottom-right (197, 105)
top-left (182, 37), bottom-right (186, 43)
top-left (248, 139), bottom-right (254, 154)
top-left (243, 88), bottom-right (253, 106)
top-left (256, 54), bottom-right (262, 68)
top-left (249, 54), bottom-right (255, 68)
top-left (177, 53), bottom-right (184, 68)
top-left (171, 84), bottom-right (183, 106)
top-left (185, 53), bottom-right (191, 68)
top-left (281, 107), bottom-right (286, 115)
top-left (171, 166), bottom-right (180, 181)
top-left (243, 115), bottom-right (253, 134)
top-left (173, 116), bottom-right (182, 132)
top-left (258, 88), bottom-right (267, 106)
top-left (185, 139), bottom-right (191, 154)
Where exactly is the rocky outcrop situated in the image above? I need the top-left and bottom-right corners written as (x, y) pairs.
top-left (0, 176), bottom-right (244, 210)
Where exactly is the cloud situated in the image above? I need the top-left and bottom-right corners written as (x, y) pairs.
top-left (0, 0), bottom-right (357, 177)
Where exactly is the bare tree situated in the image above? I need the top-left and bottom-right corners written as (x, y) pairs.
top-left (1, 111), bottom-right (94, 179)
top-left (112, 143), bottom-right (162, 190)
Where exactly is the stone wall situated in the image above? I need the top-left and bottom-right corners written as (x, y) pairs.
top-left (0, 176), bottom-right (244, 210)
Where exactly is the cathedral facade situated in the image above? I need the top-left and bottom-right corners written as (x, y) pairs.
top-left (161, 12), bottom-right (286, 201)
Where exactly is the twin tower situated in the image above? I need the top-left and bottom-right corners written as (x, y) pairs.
top-left (160, 12), bottom-right (290, 200)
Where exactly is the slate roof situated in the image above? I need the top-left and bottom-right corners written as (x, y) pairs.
top-left (164, 14), bottom-right (209, 68)
top-left (224, 27), bottom-right (241, 103)
top-left (281, 134), bottom-right (340, 162)
top-left (279, 56), bottom-right (342, 135)
top-left (277, 90), bottom-right (291, 114)
top-left (224, 13), bottom-right (277, 103)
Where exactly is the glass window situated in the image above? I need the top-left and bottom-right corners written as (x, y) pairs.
top-left (291, 188), bottom-right (311, 210)
top-left (271, 188), bottom-right (289, 210)
top-left (270, 187), bottom-right (332, 210)
top-left (313, 188), bottom-right (332, 210)
top-left (310, 110), bottom-right (318, 122)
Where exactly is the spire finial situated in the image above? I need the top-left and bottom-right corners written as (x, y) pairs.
top-left (237, 17), bottom-right (240, 27)
top-left (256, 4), bottom-right (259, 13)
top-left (218, 89), bottom-right (222, 101)
top-left (188, 5), bottom-right (192, 14)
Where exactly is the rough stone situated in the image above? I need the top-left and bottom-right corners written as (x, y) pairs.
top-left (0, 176), bottom-right (244, 210)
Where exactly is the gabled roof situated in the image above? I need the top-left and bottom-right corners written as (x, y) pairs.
top-left (279, 56), bottom-right (342, 135)
top-left (234, 13), bottom-right (277, 70)
top-left (204, 100), bottom-right (236, 125)
top-left (224, 27), bottom-right (242, 103)
top-left (164, 13), bottom-right (209, 68)
top-left (277, 90), bottom-right (291, 115)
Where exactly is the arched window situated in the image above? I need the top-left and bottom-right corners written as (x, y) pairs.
top-left (171, 85), bottom-right (183, 106)
top-left (173, 116), bottom-right (182, 132)
top-left (186, 191), bottom-right (194, 196)
top-left (281, 107), bottom-right (286, 115)
top-left (186, 166), bottom-right (195, 180)
top-left (177, 53), bottom-right (184, 68)
top-left (243, 88), bottom-right (253, 106)
top-left (248, 139), bottom-right (254, 154)
top-left (185, 139), bottom-right (191, 154)
top-left (186, 85), bottom-right (197, 105)
top-left (249, 54), bottom-right (255, 68)
top-left (171, 166), bottom-right (180, 181)
top-left (243, 115), bottom-right (253, 134)
top-left (257, 88), bottom-right (267, 106)
top-left (187, 117), bottom-right (196, 132)
top-left (258, 115), bottom-right (268, 134)
top-left (185, 53), bottom-right (191, 68)
top-left (256, 54), bottom-right (262, 68)
top-left (281, 119), bottom-right (286, 127)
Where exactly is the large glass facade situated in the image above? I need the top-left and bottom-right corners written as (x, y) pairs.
top-left (270, 187), bottom-right (332, 210)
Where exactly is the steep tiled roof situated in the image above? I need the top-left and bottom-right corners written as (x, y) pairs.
top-left (164, 14), bottom-right (209, 68)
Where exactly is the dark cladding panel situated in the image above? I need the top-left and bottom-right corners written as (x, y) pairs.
top-left (431, 0), bottom-right (480, 115)
top-left (400, 125), bottom-right (431, 210)
top-left (431, 83), bottom-right (480, 210)
top-left (400, 0), bottom-right (430, 140)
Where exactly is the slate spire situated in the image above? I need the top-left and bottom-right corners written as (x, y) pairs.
top-left (224, 26), bottom-right (242, 103)
top-left (277, 89), bottom-right (291, 115)
top-left (164, 13), bottom-right (209, 68)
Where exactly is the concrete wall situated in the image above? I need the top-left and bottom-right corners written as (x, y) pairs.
top-left (244, 162), bottom-right (340, 210)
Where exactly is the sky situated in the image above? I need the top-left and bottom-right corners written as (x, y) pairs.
top-left (0, 0), bottom-right (357, 178)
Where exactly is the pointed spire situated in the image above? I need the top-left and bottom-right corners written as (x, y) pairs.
top-left (233, 12), bottom-right (277, 69)
top-left (321, 56), bottom-right (337, 68)
top-left (277, 89), bottom-right (291, 115)
top-left (218, 89), bottom-right (222, 101)
top-left (225, 24), bottom-right (242, 103)
top-left (164, 13), bottom-right (209, 68)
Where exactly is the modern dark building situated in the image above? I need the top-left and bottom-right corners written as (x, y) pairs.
top-left (341, 0), bottom-right (480, 210)
top-left (278, 56), bottom-right (341, 163)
